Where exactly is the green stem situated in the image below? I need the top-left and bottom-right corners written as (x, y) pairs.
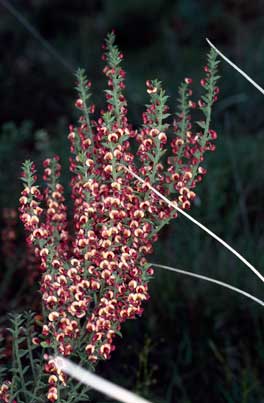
top-left (26, 326), bottom-right (36, 383)
top-left (29, 369), bottom-right (44, 403)
top-left (14, 327), bottom-right (27, 402)
top-left (79, 80), bottom-right (92, 136)
top-left (109, 143), bottom-right (118, 180)
top-left (174, 83), bottom-right (190, 170)
top-left (187, 71), bottom-right (215, 186)
top-left (112, 72), bottom-right (121, 127)
top-left (149, 143), bottom-right (162, 185)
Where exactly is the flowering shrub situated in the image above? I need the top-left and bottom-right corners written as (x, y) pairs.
top-left (0, 32), bottom-right (219, 402)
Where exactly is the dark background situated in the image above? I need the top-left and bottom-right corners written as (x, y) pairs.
top-left (1, 1), bottom-right (264, 402)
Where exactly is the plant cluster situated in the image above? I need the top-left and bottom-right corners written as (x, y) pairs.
top-left (0, 32), bottom-right (219, 402)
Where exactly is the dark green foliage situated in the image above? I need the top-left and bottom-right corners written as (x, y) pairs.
top-left (1, 313), bottom-right (92, 403)
top-left (4, 313), bottom-right (44, 403)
